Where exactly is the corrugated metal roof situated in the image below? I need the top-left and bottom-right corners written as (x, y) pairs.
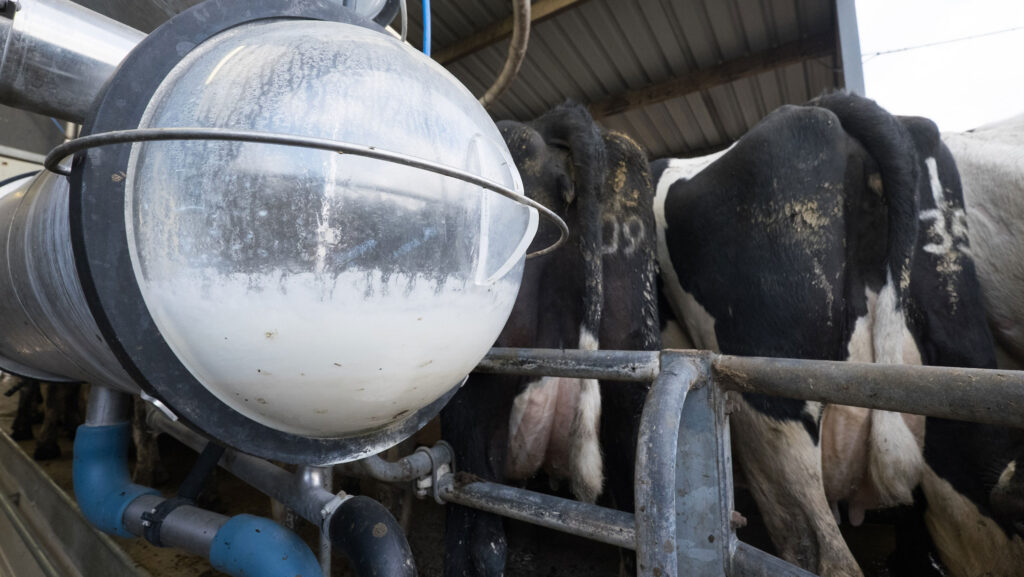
top-left (404, 0), bottom-right (849, 158)
top-left (1, 0), bottom-right (852, 161)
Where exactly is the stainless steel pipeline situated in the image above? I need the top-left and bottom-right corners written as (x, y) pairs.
top-left (0, 172), bottom-right (137, 390)
top-left (299, 466), bottom-right (333, 577)
top-left (346, 445), bottom-right (453, 482)
top-left (0, 0), bottom-right (145, 122)
top-left (123, 494), bottom-right (229, 558)
top-left (147, 408), bottom-right (335, 524)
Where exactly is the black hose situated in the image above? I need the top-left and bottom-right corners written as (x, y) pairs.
top-left (329, 496), bottom-right (416, 577)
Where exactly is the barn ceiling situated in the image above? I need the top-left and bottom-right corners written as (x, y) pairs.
top-left (403, 0), bottom-right (862, 159)
top-left (0, 0), bottom-right (861, 161)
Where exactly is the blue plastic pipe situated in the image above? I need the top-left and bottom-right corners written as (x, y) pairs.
top-left (210, 514), bottom-right (321, 577)
top-left (73, 422), bottom-right (321, 577)
top-left (422, 0), bottom-right (431, 56)
top-left (72, 422), bottom-right (159, 537)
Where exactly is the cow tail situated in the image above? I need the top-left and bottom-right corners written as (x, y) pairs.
top-left (814, 92), bottom-right (924, 506)
top-left (533, 101), bottom-right (606, 502)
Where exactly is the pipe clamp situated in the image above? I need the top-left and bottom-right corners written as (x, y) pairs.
top-left (319, 491), bottom-right (354, 532)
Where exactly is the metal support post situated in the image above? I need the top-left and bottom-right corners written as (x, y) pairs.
top-left (675, 359), bottom-right (734, 576)
top-left (634, 352), bottom-right (702, 577)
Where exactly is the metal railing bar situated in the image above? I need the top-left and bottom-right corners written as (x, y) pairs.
top-left (478, 348), bottom-right (661, 381)
top-left (0, 489), bottom-right (63, 577)
top-left (438, 476), bottom-right (636, 550)
top-left (634, 353), bottom-right (704, 577)
top-left (729, 542), bottom-right (817, 577)
top-left (714, 355), bottom-right (1024, 428)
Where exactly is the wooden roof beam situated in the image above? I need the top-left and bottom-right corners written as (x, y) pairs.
top-left (435, 0), bottom-right (594, 65)
top-left (589, 33), bottom-right (835, 120)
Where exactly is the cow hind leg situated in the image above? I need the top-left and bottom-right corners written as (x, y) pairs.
top-left (442, 375), bottom-right (518, 577)
top-left (569, 377), bottom-right (603, 503)
top-left (733, 396), bottom-right (863, 577)
top-left (10, 380), bottom-right (39, 441)
top-left (132, 397), bottom-right (168, 486)
top-left (34, 384), bottom-right (63, 461)
top-left (568, 327), bottom-right (604, 503)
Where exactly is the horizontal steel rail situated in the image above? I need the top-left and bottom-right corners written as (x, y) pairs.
top-left (438, 477), bottom-right (636, 550)
top-left (478, 348), bottom-right (1024, 427)
top-left (714, 354), bottom-right (1024, 428)
top-left (478, 347), bottom-right (660, 381)
top-left (731, 542), bottom-right (817, 577)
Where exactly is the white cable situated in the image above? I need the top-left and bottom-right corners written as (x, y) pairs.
top-left (399, 0), bottom-right (407, 43)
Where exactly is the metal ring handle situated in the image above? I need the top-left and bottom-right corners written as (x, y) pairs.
top-left (44, 127), bottom-right (569, 258)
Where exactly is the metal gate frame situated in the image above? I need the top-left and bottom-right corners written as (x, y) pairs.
top-left (459, 347), bottom-right (1024, 577)
top-left (147, 347), bottom-right (1024, 577)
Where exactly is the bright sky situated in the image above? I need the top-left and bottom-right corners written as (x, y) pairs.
top-left (855, 0), bottom-right (1024, 133)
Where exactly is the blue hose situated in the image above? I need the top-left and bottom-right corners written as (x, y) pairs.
top-left (73, 422), bottom-right (321, 577)
top-left (210, 515), bottom-right (321, 577)
top-left (422, 0), bottom-right (431, 56)
top-left (72, 423), bottom-right (160, 538)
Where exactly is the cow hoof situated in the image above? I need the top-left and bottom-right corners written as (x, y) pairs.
top-left (33, 442), bottom-right (61, 461)
top-left (9, 427), bottom-right (33, 441)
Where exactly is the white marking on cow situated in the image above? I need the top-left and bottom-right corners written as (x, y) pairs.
top-left (601, 214), bottom-right (646, 256)
top-left (867, 278), bottom-right (925, 508)
top-left (874, 272), bottom-right (904, 365)
top-left (821, 287), bottom-right (925, 525)
top-left (654, 163), bottom-right (721, 352)
top-left (922, 466), bottom-right (1024, 577)
top-left (867, 173), bottom-right (883, 196)
top-left (569, 326), bottom-right (603, 502)
top-left (920, 157), bottom-right (969, 257)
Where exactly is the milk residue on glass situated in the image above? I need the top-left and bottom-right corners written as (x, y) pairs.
top-left (124, 20), bottom-right (535, 437)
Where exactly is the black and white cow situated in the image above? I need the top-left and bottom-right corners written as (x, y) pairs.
top-left (926, 115), bottom-right (1024, 575)
top-left (943, 115), bottom-right (1024, 366)
top-left (441, 102), bottom-right (659, 577)
top-left (653, 92), bottom-right (1024, 576)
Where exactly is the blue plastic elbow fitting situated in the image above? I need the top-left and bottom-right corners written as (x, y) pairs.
top-left (73, 422), bottom-right (160, 538)
top-left (210, 514), bottom-right (322, 577)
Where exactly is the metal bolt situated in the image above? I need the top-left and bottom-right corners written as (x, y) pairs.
top-left (141, 520), bottom-right (152, 528)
